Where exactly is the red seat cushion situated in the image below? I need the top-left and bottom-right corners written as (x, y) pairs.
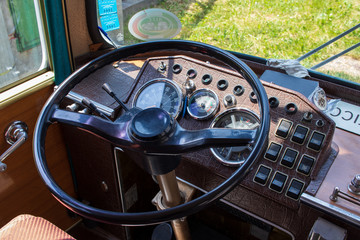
top-left (0, 214), bottom-right (75, 240)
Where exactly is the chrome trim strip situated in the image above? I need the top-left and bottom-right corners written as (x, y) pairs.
top-left (177, 178), bottom-right (295, 239)
top-left (113, 147), bottom-right (130, 239)
top-left (66, 91), bottom-right (114, 117)
top-left (301, 193), bottom-right (360, 227)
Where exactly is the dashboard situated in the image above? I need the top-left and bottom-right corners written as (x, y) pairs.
top-left (58, 52), bottom-right (348, 236)
top-left (64, 54), bottom-right (336, 212)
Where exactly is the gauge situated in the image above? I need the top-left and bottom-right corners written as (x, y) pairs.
top-left (187, 89), bottom-right (219, 120)
top-left (210, 108), bottom-right (260, 166)
top-left (133, 79), bottom-right (183, 118)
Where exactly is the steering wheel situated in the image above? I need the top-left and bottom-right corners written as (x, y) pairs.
top-left (33, 40), bottom-right (270, 225)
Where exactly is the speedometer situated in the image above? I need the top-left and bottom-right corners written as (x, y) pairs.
top-left (133, 79), bottom-right (183, 118)
top-left (210, 108), bottom-right (260, 166)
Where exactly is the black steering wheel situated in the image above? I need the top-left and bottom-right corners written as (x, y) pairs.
top-left (33, 40), bottom-right (270, 225)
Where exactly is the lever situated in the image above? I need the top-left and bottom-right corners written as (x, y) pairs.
top-left (102, 83), bottom-right (129, 112)
top-left (0, 121), bottom-right (28, 172)
top-left (81, 97), bottom-right (111, 121)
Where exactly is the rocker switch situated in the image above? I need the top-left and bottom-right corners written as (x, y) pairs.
top-left (291, 125), bottom-right (308, 144)
top-left (297, 155), bottom-right (315, 175)
top-left (265, 143), bottom-right (282, 161)
top-left (270, 172), bottom-right (287, 193)
top-left (254, 166), bottom-right (271, 185)
top-left (286, 179), bottom-right (304, 200)
top-left (276, 120), bottom-right (292, 138)
top-left (308, 132), bottom-right (325, 151)
top-left (281, 148), bottom-right (298, 168)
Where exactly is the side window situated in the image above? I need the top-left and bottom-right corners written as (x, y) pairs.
top-left (0, 0), bottom-right (47, 92)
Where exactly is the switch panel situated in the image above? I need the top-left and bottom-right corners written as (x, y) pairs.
top-left (264, 142), bottom-right (282, 162)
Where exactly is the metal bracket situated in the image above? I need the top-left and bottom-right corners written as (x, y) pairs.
top-left (329, 187), bottom-right (360, 207)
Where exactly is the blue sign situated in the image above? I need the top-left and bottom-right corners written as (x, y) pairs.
top-left (100, 13), bottom-right (120, 32)
top-left (98, 0), bottom-right (117, 16)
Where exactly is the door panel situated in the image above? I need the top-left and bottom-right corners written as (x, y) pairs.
top-left (0, 85), bottom-right (77, 230)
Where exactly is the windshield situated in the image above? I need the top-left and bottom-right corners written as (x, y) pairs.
top-left (118, 0), bottom-right (360, 84)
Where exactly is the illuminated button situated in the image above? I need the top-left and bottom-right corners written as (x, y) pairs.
top-left (276, 119), bottom-right (292, 138)
top-left (297, 155), bottom-right (315, 175)
top-left (254, 165), bottom-right (271, 185)
top-left (308, 132), bottom-right (325, 151)
top-left (270, 172), bottom-right (287, 193)
top-left (291, 125), bottom-right (308, 144)
top-left (264, 143), bottom-right (282, 161)
top-left (281, 148), bottom-right (298, 168)
top-left (286, 179), bottom-right (304, 200)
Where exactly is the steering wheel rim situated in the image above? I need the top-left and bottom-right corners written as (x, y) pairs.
top-left (33, 40), bottom-right (270, 226)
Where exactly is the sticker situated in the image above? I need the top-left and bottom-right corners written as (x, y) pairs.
top-left (100, 13), bottom-right (120, 32)
top-left (128, 8), bottom-right (181, 41)
top-left (98, 0), bottom-right (117, 16)
top-left (124, 184), bottom-right (138, 211)
top-left (326, 100), bottom-right (360, 136)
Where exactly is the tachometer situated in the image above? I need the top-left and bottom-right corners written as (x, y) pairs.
top-left (187, 89), bottom-right (219, 120)
top-left (210, 108), bottom-right (260, 166)
top-left (133, 79), bottom-right (183, 118)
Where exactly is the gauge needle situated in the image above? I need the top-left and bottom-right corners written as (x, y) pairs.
top-left (231, 115), bottom-right (237, 128)
top-left (251, 122), bottom-right (260, 129)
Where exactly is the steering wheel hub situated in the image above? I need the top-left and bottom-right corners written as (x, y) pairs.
top-left (130, 108), bottom-right (174, 141)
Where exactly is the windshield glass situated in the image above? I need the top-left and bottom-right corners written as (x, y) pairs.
top-left (120, 0), bottom-right (360, 84)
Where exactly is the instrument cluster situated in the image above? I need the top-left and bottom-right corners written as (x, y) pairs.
top-left (131, 56), bottom-right (261, 167)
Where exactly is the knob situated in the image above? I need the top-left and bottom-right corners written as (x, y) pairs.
top-left (348, 174), bottom-right (360, 195)
top-left (0, 162), bottom-right (7, 172)
top-left (158, 61), bottom-right (166, 73)
top-left (223, 94), bottom-right (236, 108)
top-left (303, 112), bottom-right (313, 122)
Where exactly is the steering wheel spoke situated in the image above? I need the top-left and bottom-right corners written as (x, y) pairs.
top-left (50, 108), bottom-right (135, 148)
top-left (161, 127), bottom-right (257, 153)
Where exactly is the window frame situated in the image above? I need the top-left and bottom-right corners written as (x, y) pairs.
top-left (0, 0), bottom-right (72, 109)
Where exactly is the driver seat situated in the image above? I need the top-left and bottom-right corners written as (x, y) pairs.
top-left (0, 214), bottom-right (75, 240)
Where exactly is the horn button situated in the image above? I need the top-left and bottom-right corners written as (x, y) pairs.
top-left (129, 108), bottom-right (174, 142)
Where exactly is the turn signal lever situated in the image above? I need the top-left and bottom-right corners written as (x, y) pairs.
top-left (0, 121), bottom-right (28, 172)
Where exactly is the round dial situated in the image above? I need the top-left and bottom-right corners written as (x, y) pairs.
top-left (210, 108), bottom-right (260, 166)
top-left (187, 89), bottom-right (219, 120)
top-left (133, 79), bottom-right (183, 118)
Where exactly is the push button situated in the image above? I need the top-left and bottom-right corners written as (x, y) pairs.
top-left (308, 132), bottom-right (325, 151)
top-left (270, 172), bottom-right (287, 193)
top-left (286, 179), bottom-right (304, 200)
top-left (297, 155), bottom-right (315, 175)
top-left (264, 143), bottom-right (282, 161)
top-left (254, 165), bottom-right (271, 185)
top-left (281, 148), bottom-right (298, 168)
top-left (291, 125), bottom-right (308, 144)
top-left (276, 119), bottom-right (292, 138)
